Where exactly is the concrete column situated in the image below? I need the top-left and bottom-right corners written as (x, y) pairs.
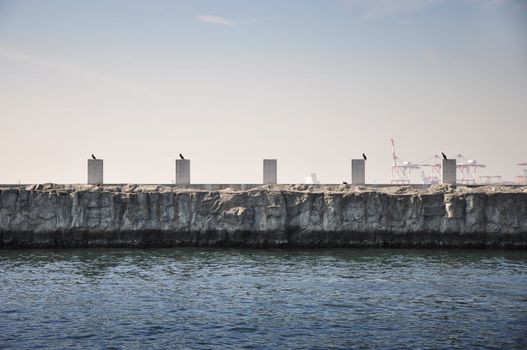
top-left (87, 159), bottom-right (103, 185)
top-left (442, 159), bottom-right (457, 184)
top-left (351, 159), bottom-right (365, 185)
top-left (176, 159), bottom-right (191, 184)
top-left (263, 159), bottom-right (277, 184)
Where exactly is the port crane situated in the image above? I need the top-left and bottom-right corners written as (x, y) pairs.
top-left (457, 154), bottom-right (486, 185)
top-left (390, 139), bottom-right (419, 184)
top-left (418, 155), bottom-right (441, 184)
top-left (516, 163), bottom-right (527, 185)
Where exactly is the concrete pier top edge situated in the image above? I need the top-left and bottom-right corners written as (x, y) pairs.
top-left (1, 183), bottom-right (526, 195)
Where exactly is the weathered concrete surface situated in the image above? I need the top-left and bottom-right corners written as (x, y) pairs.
top-left (1, 184), bottom-right (526, 248)
top-left (263, 159), bottom-right (277, 185)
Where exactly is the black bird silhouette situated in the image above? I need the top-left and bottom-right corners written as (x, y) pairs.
top-left (91, 154), bottom-right (96, 160)
top-left (342, 181), bottom-right (348, 185)
top-left (362, 153), bottom-right (367, 161)
top-left (179, 153), bottom-right (185, 160)
top-left (442, 152), bottom-right (447, 160)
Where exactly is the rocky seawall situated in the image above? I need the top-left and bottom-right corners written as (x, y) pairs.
top-left (1, 184), bottom-right (526, 248)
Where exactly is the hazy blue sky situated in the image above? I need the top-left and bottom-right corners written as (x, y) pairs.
top-left (1, 0), bottom-right (526, 184)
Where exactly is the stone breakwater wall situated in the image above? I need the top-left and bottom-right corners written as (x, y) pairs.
top-left (1, 184), bottom-right (526, 248)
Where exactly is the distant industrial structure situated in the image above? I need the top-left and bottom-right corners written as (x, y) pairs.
top-left (389, 139), bottom-right (520, 185)
top-left (419, 155), bottom-right (441, 185)
top-left (516, 163), bottom-right (527, 185)
top-left (479, 176), bottom-right (502, 185)
top-left (390, 139), bottom-right (419, 184)
top-left (304, 173), bottom-right (320, 184)
top-left (85, 148), bottom-right (524, 185)
top-left (456, 154), bottom-right (485, 185)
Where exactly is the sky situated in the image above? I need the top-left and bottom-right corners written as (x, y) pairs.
top-left (1, 0), bottom-right (526, 184)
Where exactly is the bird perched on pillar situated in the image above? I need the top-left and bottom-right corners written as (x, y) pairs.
top-left (179, 153), bottom-right (185, 160)
top-left (362, 153), bottom-right (367, 161)
top-left (91, 154), bottom-right (97, 160)
top-left (442, 152), bottom-right (447, 160)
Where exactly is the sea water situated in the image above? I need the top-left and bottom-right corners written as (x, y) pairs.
top-left (1, 249), bottom-right (526, 349)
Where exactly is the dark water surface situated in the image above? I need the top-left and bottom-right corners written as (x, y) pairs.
top-left (0, 249), bottom-right (526, 349)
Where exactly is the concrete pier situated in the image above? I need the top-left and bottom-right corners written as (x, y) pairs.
top-left (351, 159), bottom-right (365, 185)
top-left (263, 159), bottom-right (277, 184)
top-left (176, 159), bottom-right (190, 184)
top-left (87, 159), bottom-right (103, 185)
top-left (442, 159), bottom-right (457, 184)
top-left (3, 184), bottom-right (527, 248)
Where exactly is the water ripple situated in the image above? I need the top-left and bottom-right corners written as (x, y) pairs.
top-left (0, 249), bottom-right (526, 349)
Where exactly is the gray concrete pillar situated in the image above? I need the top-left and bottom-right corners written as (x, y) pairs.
top-left (88, 159), bottom-right (103, 185)
top-left (351, 159), bottom-right (365, 185)
top-left (263, 159), bottom-right (277, 184)
top-left (176, 159), bottom-right (191, 184)
top-left (442, 159), bottom-right (457, 184)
